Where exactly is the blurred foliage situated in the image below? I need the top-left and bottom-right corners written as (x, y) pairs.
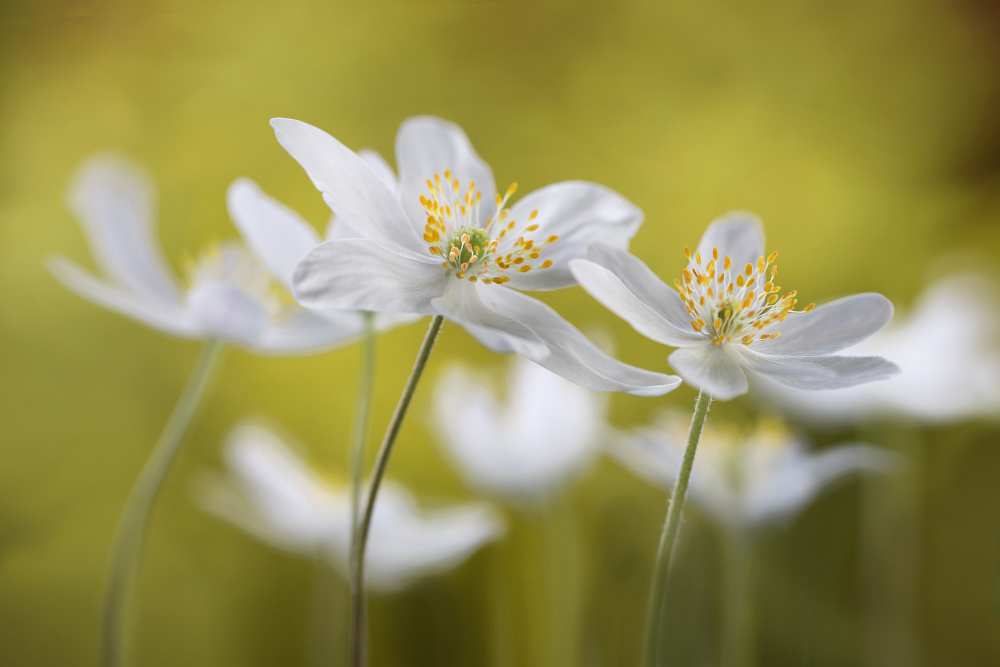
top-left (2, 0), bottom-right (999, 665)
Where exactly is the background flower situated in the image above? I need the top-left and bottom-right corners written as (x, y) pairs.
top-left (200, 422), bottom-right (504, 592)
top-left (433, 356), bottom-right (606, 506)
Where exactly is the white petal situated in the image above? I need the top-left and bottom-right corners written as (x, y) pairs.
top-left (696, 211), bottom-right (765, 273)
top-left (569, 247), bottom-right (703, 346)
top-left (431, 281), bottom-right (549, 358)
top-left (187, 284), bottom-right (269, 345)
top-left (48, 257), bottom-right (200, 338)
top-left (227, 179), bottom-right (320, 289)
top-left (293, 239), bottom-right (445, 314)
top-left (474, 284), bottom-right (682, 396)
top-left (755, 293), bottom-right (894, 356)
top-left (668, 344), bottom-right (749, 400)
top-left (68, 154), bottom-right (182, 302)
top-left (502, 182), bottom-right (642, 291)
top-left (395, 116), bottom-right (497, 230)
top-left (738, 348), bottom-right (900, 390)
top-left (357, 149), bottom-right (399, 196)
top-left (747, 444), bottom-right (897, 524)
top-left (270, 118), bottom-right (422, 252)
top-left (253, 308), bottom-right (366, 355)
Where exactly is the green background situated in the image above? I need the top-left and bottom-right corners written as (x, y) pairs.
top-left (2, 1), bottom-right (999, 665)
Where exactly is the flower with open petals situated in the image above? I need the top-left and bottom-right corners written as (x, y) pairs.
top-left (756, 273), bottom-right (1000, 425)
top-left (273, 116), bottom-right (680, 396)
top-left (610, 413), bottom-right (895, 529)
top-left (569, 213), bottom-right (899, 400)
top-left (200, 422), bottom-right (503, 592)
top-left (434, 356), bottom-right (606, 505)
top-left (48, 155), bottom-right (380, 353)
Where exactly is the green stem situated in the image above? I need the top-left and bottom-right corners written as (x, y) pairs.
top-left (643, 389), bottom-right (713, 667)
top-left (721, 528), bottom-right (754, 667)
top-left (100, 340), bottom-right (224, 667)
top-left (349, 315), bottom-right (445, 667)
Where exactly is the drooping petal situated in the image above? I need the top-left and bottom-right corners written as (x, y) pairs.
top-left (293, 239), bottom-right (445, 315)
top-left (187, 284), bottom-right (270, 345)
top-left (695, 211), bottom-right (765, 273)
top-left (738, 347), bottom-right (900, 390)
top-left (357, 149), bottom-right (399, 196)
top-left (253, 308), bottom-right (366, 355)
top-left (569, 246), bottom-right (704, 346)
top-left (270, 118), bottom-right (422, 252)
top-left (473, 284), bottom-right (682, 396)
top-left (69, 154), bottom-right (181, 301)
top-left (501, 182), bottom-right (642, 291)
top-left (431, 280), bottom-right (549, 358)
top-left (668, 344), bottom-right (749, 400)
top-left (754, 293), bottom-right (894, 356)
top-left (395, 116), bottom-right (497, 230)
top-left (48, 257), bottom-right (200, 338)
top-left (227, 178), bottom-right (321, 289)
top-left (746, 444), bottom-right (897, 525)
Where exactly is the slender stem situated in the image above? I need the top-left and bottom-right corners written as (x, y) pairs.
top-left (721, 528), bottom-right (754, 667)
top-left (349, 315), bottom-right (445, 667)
top-left (642, 389), bottom-right (713, 667)
top-left (100, 340), bottom-right (224, 667)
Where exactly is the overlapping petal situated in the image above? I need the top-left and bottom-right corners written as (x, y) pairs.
top-left (738, 347), bottom-right (900, 390)
top-left (668, 344), bottom-right (749, 400)
top-left (502, 182), bottom-right (642, 291)
top-left (695, 211), bottom-right (764, 272)
top-left (754, 293), bottom-right (893, 356)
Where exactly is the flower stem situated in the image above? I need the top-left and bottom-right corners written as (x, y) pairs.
top-left (349, 315), bottom-right (445, 667)
top-left (642, 389), bottom-right (712, 667)
top-left (100, 340), bottom-right (224, 667)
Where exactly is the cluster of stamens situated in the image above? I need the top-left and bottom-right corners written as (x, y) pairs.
top-left (674, 246), bottom-right (815, 346)
top-left (185, 243), bottom-right (286, 315)
top-left (419, 169), bottom-right (559, 283)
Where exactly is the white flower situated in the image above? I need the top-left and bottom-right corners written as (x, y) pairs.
top-left (433, 356), bottom-right (606, 505)
top-left (48, 154), bottom-right (381, 353)
top-left (755, 273), bottom-right (1000, 425)
top-left (271, 116), bottom-right (680, 396)
top-left (200, 422), bottom-right (504, 592)
top-left (569, 213), bottom-right (899, 400)
top-left (609, 413), bottom-right (895, 529)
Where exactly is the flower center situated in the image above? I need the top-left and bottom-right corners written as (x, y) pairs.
top-left (674, 246), bottom-right (815, 346)
top-left (419, 169), bottom-right (558, 283)
top-left (186, 242), bottom-right (286, 315)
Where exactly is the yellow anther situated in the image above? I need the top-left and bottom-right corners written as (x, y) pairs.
top-left (724, 256), bottom-right (732, 270)
top-left (742, 334), bottom-right (755, 345)
top-left (518, 265), bottom-right (532, 273)
top-left (529, 209), bottom-right (539, 220)
top-left (744, 263), bottom-right (753, 276)
top-left (524, 224), bottom-right (539, 232)
top-left (767, 250), bottom-right (779, 263)
top-left (540, 260), bottom-right (553, 269)
top-left (712, 247), bottom-right (719, 260)
top-left (546, 235), bottom-right (559, 244)
top-left (803, 303), bottom-right (816, 312)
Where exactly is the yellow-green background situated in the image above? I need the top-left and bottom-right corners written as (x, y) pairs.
top-left (2, 1), bottom-right (999, 665)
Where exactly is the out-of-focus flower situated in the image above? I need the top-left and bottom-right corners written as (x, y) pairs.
top-left (273, 115), bottom-right (680, 396)
top-left (755, 273), bottom-right (1000, 425)
top-left (609, 413), bottom-right (895, 529)
top-left (433, 356), bottom-right (606, 505)
top-left (569, 214), bottom-right (899, 400)
top-left (200, 422), bottom-right (504, 592)
top-left (48, 155), bottom-right (379, 353)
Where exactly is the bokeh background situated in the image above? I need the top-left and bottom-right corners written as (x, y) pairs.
top-left (3, 1), bottom-right (1000, 665)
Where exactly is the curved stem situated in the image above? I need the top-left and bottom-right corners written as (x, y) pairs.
top-left (101, 340), bottom-right (224, 667)
top-left (349, 315), bottom-right (445, 667)
top-left (348, 312), bottom-right (377, 665)
top-left (643, 389), bottom-right (713, 667)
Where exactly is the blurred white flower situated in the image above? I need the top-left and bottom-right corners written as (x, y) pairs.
top-left (433, 356), bottom-right (606, 505)
top-left (273, 115), bottom-right (680, 396)
top-left (200, 422), bottom-right (504, 592)
top-left (609, 413), bottom-right (895, 529)
top-left (755, 273), bottom-right (1000, 425)
top-left (48, 154), bottom-right (388, 353)
top-left (570, 214), bottom-right (899, 400)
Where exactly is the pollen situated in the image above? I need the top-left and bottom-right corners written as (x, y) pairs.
top-left (675, 244), bottom-right (810, 347)
top-left (420, 169), bottom-right (558, 281)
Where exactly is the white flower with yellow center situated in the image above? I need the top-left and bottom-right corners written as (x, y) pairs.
top-left (273, 116), bottom-right (680, 396)
top-left (200, 422), bottom-right (504, 592)
top-left (569, 213), bottom-right (900, 399)
top-left (48, 155), bottom-right (387, 353)
top-left (609, 413), bottom-right (895, 528)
